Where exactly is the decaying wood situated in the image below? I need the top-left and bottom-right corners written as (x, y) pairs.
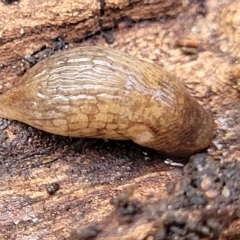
top-left (1, 0), bottom-right (240, 239)
top-left (0, 0), bottom-right (184, 63)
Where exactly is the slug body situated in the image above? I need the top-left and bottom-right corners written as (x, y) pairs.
top-left (0, 46), bottom-right (215, 155)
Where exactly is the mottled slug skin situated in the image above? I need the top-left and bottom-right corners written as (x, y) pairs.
top-left (0, 46), bottom-right (215, 155)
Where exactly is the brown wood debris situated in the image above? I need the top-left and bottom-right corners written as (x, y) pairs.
top-left (0, 0), bottom-right (183, 63)
top-left (1, 0), bottom-right (240, 239)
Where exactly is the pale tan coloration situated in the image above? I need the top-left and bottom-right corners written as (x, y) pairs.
top-left (0, 46), bottom-right (215, 155)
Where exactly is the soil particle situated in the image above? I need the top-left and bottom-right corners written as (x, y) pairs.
top-left (46, 182), bottom-right (60, 195)
top-left (150, 154), bottom-right (240, 239)
top-left (110, 186), bottom-right (142, 224)
top-left (69, 223), bottom-right (102, 240)
top-left (71, 154), bottom-right (240, 239)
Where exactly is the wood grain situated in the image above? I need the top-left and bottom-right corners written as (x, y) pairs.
top-left (0, 0), bottom-right (183, 63)
top-left (1, 0), bottom-right (240, 239)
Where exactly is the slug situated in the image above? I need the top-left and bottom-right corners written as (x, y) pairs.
top-left (0, 46), bottom-right (215, 156)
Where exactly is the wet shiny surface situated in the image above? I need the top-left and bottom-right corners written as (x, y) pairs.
top-left (0, 46), bottom-right (215, 155)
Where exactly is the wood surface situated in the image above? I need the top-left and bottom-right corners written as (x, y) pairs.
top-left (0, 0), bottom-right (183, 63)
top-left (1, 0), bottom-right (240, 239)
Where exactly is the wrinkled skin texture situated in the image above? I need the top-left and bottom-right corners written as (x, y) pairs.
top-left (0, 46), bottom-right (215, 155)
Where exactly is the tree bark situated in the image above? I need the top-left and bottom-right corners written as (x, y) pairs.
top-left (1, 0), bottom-right (240, 239)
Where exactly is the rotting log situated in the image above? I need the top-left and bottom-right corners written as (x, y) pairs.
top-left (1, 0), bottom-right (240, 239)
top-left (0, 0), bottom-right (184, 63)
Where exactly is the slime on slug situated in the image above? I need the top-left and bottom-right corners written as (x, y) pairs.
top-left (0, 46), bottom-right (215, 156)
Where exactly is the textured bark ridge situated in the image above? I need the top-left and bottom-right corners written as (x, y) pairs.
top-left (0, 0), bottom-right (183, 63)
top-left (1, 0), bottom-right (240, 239)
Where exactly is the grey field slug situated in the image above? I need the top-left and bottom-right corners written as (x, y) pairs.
top-left (0, 46), bottom-right (215, 156)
